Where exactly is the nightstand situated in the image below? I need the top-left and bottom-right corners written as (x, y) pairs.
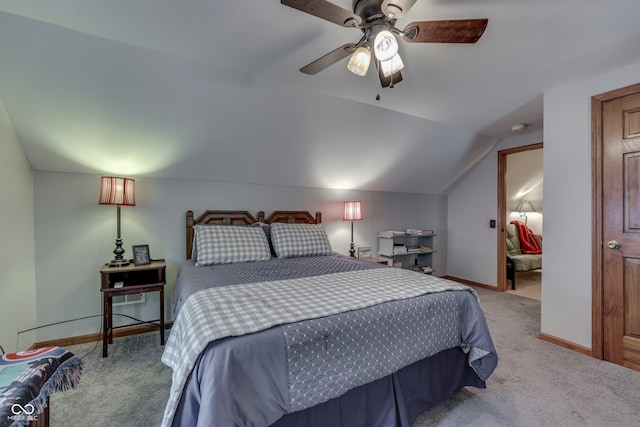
top-left (99, 259), bottom-right (166, 357)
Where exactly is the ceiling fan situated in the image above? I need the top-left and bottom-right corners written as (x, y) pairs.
top-left (281, 0), bottom-right (488, 88)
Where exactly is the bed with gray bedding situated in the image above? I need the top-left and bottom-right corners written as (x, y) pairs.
top-left (161, 210), bottom-right (497, 427)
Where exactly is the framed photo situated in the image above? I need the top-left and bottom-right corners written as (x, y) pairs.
top-left (132, 244), bottom-right (151, 266)
top-left (357, 247), bottom-right (373, 259)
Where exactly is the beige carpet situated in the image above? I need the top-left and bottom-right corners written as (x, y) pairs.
top-left (506, 269), bottom-right (541, 301)
top-left (51, 285), bottom-right (640, 427)
top-left (414, 287), bottom-right (640, 426)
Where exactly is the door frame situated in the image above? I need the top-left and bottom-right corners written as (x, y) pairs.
top-left (591, 81), bottom-right (640, 360)
top-left (497, 142), bottom-right (544, 292)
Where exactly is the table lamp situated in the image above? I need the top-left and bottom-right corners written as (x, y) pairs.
top-left (343, 201), bottom-right (362, 257)
top-left (99, 176), bottom-right (136, 266)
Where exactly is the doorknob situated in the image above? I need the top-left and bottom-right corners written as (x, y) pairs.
top-left (607, 240), bottom-right (621, 249)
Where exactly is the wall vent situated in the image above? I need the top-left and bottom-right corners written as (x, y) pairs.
top-left (113, 293), bottom-right (145, 306)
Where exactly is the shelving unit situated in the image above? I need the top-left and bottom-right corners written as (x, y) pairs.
top-left (378, 230), bottom-right (437, 274)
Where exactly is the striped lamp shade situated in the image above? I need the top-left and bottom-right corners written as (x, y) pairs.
top-left (98, 177), bottom-right (136, 206)
top-left (343, 201), bottom-right (362, 221)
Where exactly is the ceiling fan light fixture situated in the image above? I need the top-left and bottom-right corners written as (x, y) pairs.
top-left (373, 30), bottom-right (398, 61)
top-left (380, 53), bottom-right (404, 77)
top-left (347, 45), bottom-right (372, 76)
top-left (280, 1), bottom-right (488, 88)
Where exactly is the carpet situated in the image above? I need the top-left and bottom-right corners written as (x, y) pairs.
top-left (506, 270), bottom-right (541, 301)
top-left (414, 288), bottom-right (640, 426)
top-left (50, 332), bottom-right (170, 427)
top-left (50, 287), bottom-right (640, 426)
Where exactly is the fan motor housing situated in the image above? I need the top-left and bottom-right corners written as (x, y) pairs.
top-left (353, 0), bottom-right (385, 22)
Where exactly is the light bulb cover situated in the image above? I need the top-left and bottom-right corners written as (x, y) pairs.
top-left (374, 30), bottom-right (398, 61)
top-left (347, 46), bottom-right (371, 76)
top-left (380, 53), bottom-right (404, 77)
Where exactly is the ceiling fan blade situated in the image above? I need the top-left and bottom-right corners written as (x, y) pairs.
top-left (376, 61), bottom-right (403, 88)
top-left (381, 0), bottom-right (417, 20)
top-left (402, 19), bottom-right (488, 43)
top-left (300, 43), bottom-right (357, 75)
top-left (281, 0), bottom-right (362, 27)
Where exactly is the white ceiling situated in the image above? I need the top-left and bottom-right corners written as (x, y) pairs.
top-left (1, 1), bottom-right (639, 194)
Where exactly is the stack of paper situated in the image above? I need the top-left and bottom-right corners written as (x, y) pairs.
top-left (393, 245), bottom-right (407, 254)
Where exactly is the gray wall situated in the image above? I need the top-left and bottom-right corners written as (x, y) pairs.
top-left (447, 130), bottom-right (543, 286)
top-left (540, 61), bottom-right (640, 347)
top-left (7, 59), bottom-right (640, 352)
top-left (32, 172), bottom-right (447, 343)
top-left (447, 60), bottom-right (640, 349)
top-left (0, 99), bottom-right (36, 353)
top-left (506, 149), bottom-right (543, 235)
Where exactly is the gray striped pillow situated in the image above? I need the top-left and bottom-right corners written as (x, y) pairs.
top-left (270, 223), bottom-right (333, 259)
top-left (194, 225), bottom-right (271, 266)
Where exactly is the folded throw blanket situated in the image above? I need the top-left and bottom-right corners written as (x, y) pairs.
top-left (511, 220), bottom-right (542, 254)
top-left (0, 347), bottom-right (83, 427)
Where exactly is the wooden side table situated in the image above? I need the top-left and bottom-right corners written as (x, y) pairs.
top-left (99, 259), bottom-right (166, 357)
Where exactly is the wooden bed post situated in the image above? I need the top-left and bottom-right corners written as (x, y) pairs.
top-left (186, 210), bottom-right (194, 259)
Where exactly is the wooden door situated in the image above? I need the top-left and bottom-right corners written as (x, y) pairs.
top-left (601, 91), bottom-right (640, 370)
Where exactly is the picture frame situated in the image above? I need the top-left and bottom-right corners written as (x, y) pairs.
top-left (132, 244), bottom-right (151, 266)
top-left (357, 246), bottom-right (373, 259)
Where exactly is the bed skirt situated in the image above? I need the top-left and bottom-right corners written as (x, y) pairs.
top-left (270, 346), bottom-right (484, 427)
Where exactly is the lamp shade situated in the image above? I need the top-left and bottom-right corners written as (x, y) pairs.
top-left (380, 53), bottom-right (404, 77)
top-left (347, 46), bottom-right (372, 76)
top-left (515, 200), bottom-right (536, 213)
top-left (373, 30), bottom-right (398, 61)
top-left (99, 176), bottom-right (136, 206)
top-left (343, 201), bottom-right (362, 221)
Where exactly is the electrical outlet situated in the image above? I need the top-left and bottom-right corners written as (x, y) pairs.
top-left (489, 219), bottom-right (496, 228)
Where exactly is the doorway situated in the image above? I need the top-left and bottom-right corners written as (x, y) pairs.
top-left (497, 142), bottom-right (544, 293)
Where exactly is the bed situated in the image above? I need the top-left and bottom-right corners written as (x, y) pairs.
top-left (161, 210), bottom-right (497, 427)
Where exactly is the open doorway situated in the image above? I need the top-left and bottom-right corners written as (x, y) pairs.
top-left (497, 142), bottom-right (543, 296)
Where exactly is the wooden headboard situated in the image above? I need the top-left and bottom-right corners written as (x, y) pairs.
top-left (264, 211), bottom-right (322, 225)
top-left (186, 210), bottom-right (257, 259)
top-left (186, 210), bottom-right (322, 259)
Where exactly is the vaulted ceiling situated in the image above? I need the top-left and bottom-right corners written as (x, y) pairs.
top-left (1, 1), bottom-right (639, 194)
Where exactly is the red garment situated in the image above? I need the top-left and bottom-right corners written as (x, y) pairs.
top-left (510, 220), bottom-right (542, 254)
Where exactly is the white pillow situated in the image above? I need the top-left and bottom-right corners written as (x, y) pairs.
top-left (194, 225), bottom-right (271, 266)
top-left (270, 223), bottom-right (333, 259)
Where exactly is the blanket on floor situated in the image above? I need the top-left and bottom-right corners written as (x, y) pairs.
top-left (0, 347), bottom-right (83, 427)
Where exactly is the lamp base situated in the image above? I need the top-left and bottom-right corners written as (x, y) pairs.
top-left (109, 237), bottom-right (129, 267)
top-left (349, 242), bottom-right (356, 258)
